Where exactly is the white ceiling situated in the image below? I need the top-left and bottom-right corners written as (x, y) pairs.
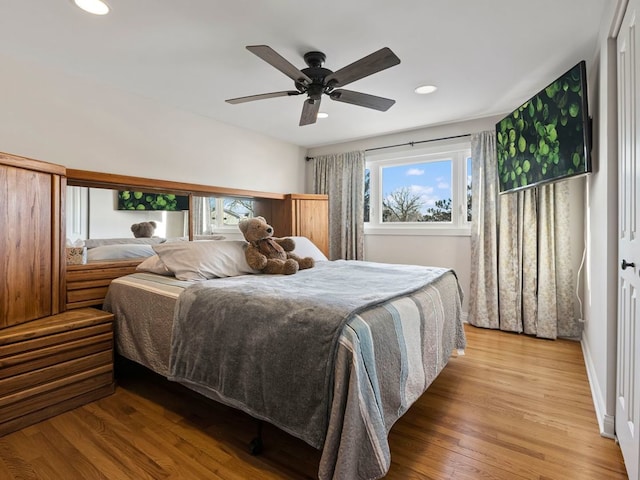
top-left (0, 1), bottom-right (613, 148)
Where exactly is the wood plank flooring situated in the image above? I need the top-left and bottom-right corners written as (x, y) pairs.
top-left (0, 324), bottom-right (628, 479)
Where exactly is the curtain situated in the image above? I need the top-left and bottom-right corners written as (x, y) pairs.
top-left (469, 131), bottom-right (500, 329)
top-left (312, 151), bottom-right (365, 260)
top-left (469, 131), bottom-right (580, 339)
top-left (192, 196), bottom-right (212, 235)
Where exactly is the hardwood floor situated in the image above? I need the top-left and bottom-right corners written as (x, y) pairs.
top-left (0, 324), bottom-right (628, 479)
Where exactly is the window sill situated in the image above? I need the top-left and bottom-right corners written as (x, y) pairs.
top-left (364, 225), bottom-right (471, 237)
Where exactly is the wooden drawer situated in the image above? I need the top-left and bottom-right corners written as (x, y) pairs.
top-left (0, 308), bottom-right (115, 436)
top-left (66, 259), bottom-right (141, 309)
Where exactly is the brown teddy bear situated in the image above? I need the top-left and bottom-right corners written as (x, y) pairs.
top-left (238, 216), bottom-right (314, 275)
top-left (131, 221), bottom-right (157, 238)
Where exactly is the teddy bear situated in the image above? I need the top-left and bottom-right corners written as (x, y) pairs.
top-left (130, 221), bottom-right (157, 238)
top-left (238, 216), bottom-right (314, 275)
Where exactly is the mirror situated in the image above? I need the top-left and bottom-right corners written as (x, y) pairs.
top-left (191, 195), bottom-right (255, 235)
top-left (64, 169), bottom-right (283, 263)
top-left (66, 186), bottom-right (189, 260)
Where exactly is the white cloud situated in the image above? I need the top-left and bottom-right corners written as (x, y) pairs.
top-left (406, 168), bottom-right (424, 176)
top-left (409, 184), bottom-right (439, 210)
top-left (435, 176), bottom-right (450, 189)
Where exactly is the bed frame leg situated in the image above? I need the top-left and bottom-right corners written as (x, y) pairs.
top-left (249, 420), bottom-right (264, 455)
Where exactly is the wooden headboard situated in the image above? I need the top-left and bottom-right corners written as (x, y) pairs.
top-left (62, 170), bottom-right (328, 309)
top-left (1, 153), bottom-right (328, 322)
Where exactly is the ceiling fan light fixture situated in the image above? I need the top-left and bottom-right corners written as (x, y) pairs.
top-left (415, 84), bottom-right (438, 95)
top-left (73, 0), bottom-right (110, 15)
top-left (317, 112), bottom-right (329, 119)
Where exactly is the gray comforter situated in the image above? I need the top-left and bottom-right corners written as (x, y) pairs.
top-left (168, 260), bottom-right (465, 478)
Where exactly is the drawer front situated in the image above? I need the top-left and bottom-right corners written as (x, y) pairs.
top-left (0, 350), bottom-right (112, 397)
top-left (0, 332), bottom-right (113, 380)
top-left (0, 308), bottom-right (115, 437)
top-left (0, 369), bottom-right (114, 423)
top-left (0, 383), bottom-right (115, 437)
top-left (66, 286), bottom-right (110, 305)
top-left (0, 323), bottom-right (112, 358)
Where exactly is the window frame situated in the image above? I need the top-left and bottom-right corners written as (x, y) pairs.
top-left (196, 196), bottom-right (256, 233)
top-left (365, 139), bottom-right (472, 236)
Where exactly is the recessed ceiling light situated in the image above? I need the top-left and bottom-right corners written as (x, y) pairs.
top-left (415, 85), bottom-right (438, 95)
top-left (73, 0), bottom-right (110, 15)
top-left (317, 112), bottom-right (329, 119)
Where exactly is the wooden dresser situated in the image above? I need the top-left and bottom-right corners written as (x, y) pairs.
top-left (0, 308), bottom-right (115, 436)
top-left (1, 153), bottom-right (116, 437)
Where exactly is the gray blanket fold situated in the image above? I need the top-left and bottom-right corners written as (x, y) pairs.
top-left (168, 260), bottom-right (449, 448)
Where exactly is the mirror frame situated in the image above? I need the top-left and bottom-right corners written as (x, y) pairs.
top-left (66, 169), bottom-right (285, 242)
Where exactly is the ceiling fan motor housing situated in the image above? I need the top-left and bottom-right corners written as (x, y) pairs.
top-left (294, 51), bottom-right (335, 100)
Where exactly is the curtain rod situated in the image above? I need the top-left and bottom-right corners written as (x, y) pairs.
top-left (305, 133), bottom-right (471, 161)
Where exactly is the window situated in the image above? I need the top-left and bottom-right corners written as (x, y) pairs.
top-left (365, 140), bottom-right (472, 235)
top-left (193, 196), bottom-right (255, 234)
top-left (218, 198), bottom-right (255, 226)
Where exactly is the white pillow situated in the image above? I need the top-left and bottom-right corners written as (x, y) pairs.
top-left (290, 237), bottom-right (328, 261)
top-left (136, 254), bottom-right (172, 275)
top-left (84, 237), bottom-right (165, 248)
top-left (152, 240), bottom-right (257, 281)
top-left (86, 244), bottom-right (155, 261)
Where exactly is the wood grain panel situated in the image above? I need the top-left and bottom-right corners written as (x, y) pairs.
top-left (0, 323), bottom-right (111, 358)
top-left (0, 152), bottom-right (65, 176)
top-left (0, 309), bottom-right (114, 345)
top-left (0, 165), bottom-right (53, 327)
top-left (259, 195), bottom-right (329, 258)
top-left (0, 369), bottom-right (113, 418)
top-left (0, 308), bottom-right (114, 437)
top-left (66, 287), bottom-right (110, 305)
top-left (66, 168), bottom-right (285, 199)
top-left (0, 334), bottom-right (112, 380)
top-left (287, 194), bottom-right (329, 257)
top-left (65, 260), bottom-right (141, 309)
top-left (0, 384), bottom-right (114, 437)
top-left (0, 351), bottom-right (112, 396)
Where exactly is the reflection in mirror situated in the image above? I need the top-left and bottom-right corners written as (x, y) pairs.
top-left (192, 196), bottom-right (254, 235)
top-left (66, 186), bottom-right (189, 242)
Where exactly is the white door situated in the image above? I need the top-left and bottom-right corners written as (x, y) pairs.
top-left (617, 1), bottom-right (640, 478)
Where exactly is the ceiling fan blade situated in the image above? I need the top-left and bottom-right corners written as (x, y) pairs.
top-left (226, 90), bottom-right (301, 104)
top-left (246, 45), bottom-right (312, 85)
top-left (325, 47), bottom-right (400, 88)
top-left (329, 89), bottom-right (396, 111)
top-left (300, 98), bottom-right (321, 126)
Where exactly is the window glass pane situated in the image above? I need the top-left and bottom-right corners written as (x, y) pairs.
top-left (222, 198), bottom-right (254, 225)
top-left (467, 156), bottom-right (472, 222)
top-left (381, 160), bottom-right (452, 222)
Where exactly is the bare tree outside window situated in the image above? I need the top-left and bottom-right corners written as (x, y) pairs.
top-left (382, 187), bottom-right (425, 222)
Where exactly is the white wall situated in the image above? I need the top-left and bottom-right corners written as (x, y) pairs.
top-left (308, 117), bottom-right (588, 319)
top-left (582, 26), bottom-right (622, 437)
top-left (0, 53), bottom-right (306, 194)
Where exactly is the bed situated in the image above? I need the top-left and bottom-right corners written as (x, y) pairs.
top-left (102, 238), bottom-right (466, 480)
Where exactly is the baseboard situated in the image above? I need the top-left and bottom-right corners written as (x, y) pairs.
top-left (581, 337), bottom-right (616, 439)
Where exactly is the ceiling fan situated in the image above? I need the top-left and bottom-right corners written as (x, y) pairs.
top-left (225, 45), bottom-right (401, 126)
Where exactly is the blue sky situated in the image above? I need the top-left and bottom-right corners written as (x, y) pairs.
top-left (382, 160), bottom-right (452, 213)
